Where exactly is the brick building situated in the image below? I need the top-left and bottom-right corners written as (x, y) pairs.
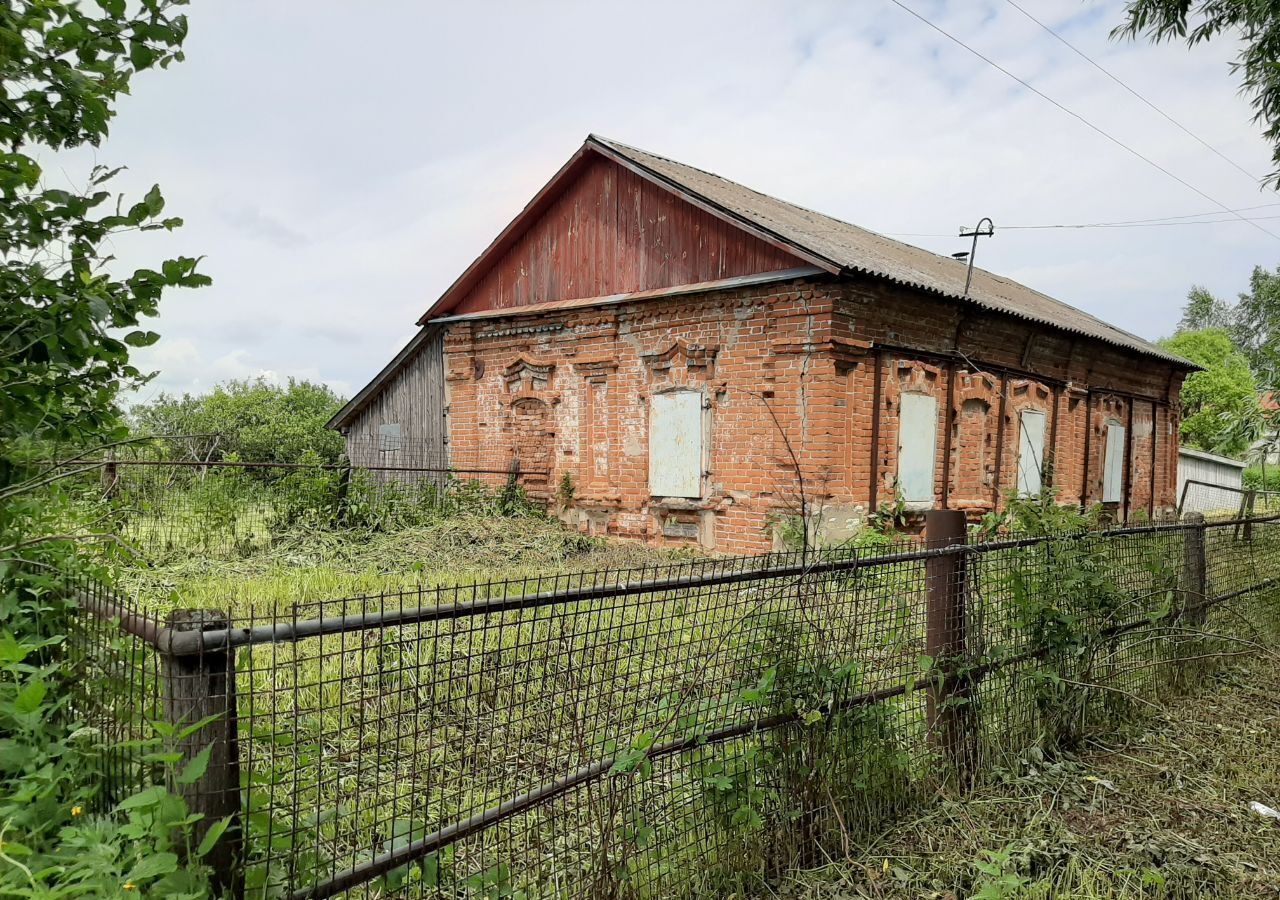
top-left (328, 136), bottom-right (1195, 554)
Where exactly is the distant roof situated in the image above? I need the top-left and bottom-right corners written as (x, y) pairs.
top-left (585, 136), bottom-right (1192, 368)
top-left (1178, 446), bottom-right (1247, 468)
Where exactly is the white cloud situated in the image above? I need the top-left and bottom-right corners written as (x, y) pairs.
top-left (126, 339), bottom-right (353, 406)
top-left (66, 0), bottom-right (1280, 401)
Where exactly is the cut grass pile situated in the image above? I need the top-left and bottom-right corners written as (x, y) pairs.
top-left (781, 653), bottom-right (1280, 900)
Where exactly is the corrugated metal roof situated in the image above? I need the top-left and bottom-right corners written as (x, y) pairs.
top-left (1177, 447), bottom-right (1247, 468)
top-left (588, 135), bottom-right (1194, 369)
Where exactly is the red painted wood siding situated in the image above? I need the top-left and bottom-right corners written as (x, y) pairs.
top-left (451, 155), bottom-right (803, 315)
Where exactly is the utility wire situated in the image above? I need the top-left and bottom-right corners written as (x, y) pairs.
top-left (883, 202), bottom-right (1280, 237)
top-left (885, 214), bottom-right (1280, 238)
top-left (1029, 201), bottom-right (1280, 227)
top-left (886, 0), bottom-right (1280, 242)
top-left (1007, 213), bottom-right (1280, 230)
top-left (1003, 0), bottom-right (1263, 184)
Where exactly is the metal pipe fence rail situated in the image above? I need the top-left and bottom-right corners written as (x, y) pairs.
top-left (68, 512), bottom-right (1280, 899)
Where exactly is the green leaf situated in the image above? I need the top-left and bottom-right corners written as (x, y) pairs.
top-left (143, 183), bottom-right (165, 216)
top-left (130, 40), bottom-right (157, 70)
top-left (118, 785), bottom-right (168, 811)
top-left (13, 678), bottom-right (47, 714)
top-left (176, 745), bottom-right (212, 785)
top-left (195, 816), bottom-right (232, 859)
top-left (127, 851), bottom-right (179, 881)
top-left (173, 712), bottom-right (223, 741)
top-left (123, 330), bottom-right (160, 347)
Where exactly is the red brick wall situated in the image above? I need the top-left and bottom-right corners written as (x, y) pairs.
top-left (441, 275), bottom-right (1186, 553)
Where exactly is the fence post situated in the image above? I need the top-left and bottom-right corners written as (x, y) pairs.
top-left (101, 455), bottom-right (119, 499)
top-left (925, 509), bottom-right (976, 788)
top-left (1243, 490), bottom-right (1256, 543)
top-left (163, 610), bottom-right (244, 899)
top-left (335, 462), bottom-right (353, 525)
top-left (500, 455), bottom-right (521, 514)
top-left (1180, 512), bottom-right (1207, 626)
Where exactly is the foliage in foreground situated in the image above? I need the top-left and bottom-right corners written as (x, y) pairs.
top-left (0, 1), bottom-right (216, 895)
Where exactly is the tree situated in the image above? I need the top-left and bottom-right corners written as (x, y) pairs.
top-left (131, 377), bottom-right (348, 464)
top-left (1114, 1), bottom-right (1280, 185)
top-left (0, 2), bottom-right (217, 895)
top-left (0, 2), bottom-right (209, 488)
top-left (1170, 268), bottom-right (1280, 388)
top-left (1159, 328), bottom-right (1258, 456)
top-left (1229, 265), bottom-right (1280, 386)
top-left (1178, 286), bottom-right (1234, 332)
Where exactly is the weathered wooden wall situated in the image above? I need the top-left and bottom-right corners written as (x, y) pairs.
top-left (342, 326), bottom-right (448, 469)
top-left (451, 155), bottom-right (802, 315)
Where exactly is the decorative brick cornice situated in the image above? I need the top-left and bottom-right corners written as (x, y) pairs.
top-left (504, 356), bottom-right (555, 391)
top-left (642, 339), bottom-right (717, 376)
top-left (572, 357), bottom-right (620, 377)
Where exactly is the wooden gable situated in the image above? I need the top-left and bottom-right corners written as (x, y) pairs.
top-left (438, 151), bottom-right (806, 318)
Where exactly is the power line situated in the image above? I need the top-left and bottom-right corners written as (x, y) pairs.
top-left (882, 202), bottom-right (1280, 237)
top-left (1007, 214), bottom-right (1280, 230)
top-left (1003, 0), bottom-right (1263, 185)
top-left (1037, 201), bottom-right (1280, 227)
top-left (885, 0), bottom-right (1280, 242)
top-left (884, 211), bottom-right (1280, 237)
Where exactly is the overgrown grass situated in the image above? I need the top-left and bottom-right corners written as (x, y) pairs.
top-left (115, 512), bottom-right (689, 613)
top-left (781, 652), bottom-right (1280, 899)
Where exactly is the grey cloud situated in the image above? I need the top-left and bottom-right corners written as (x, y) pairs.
top-left (71, 0), bottom-right (1280, 400)
top-left (219, 206), bottom-right (311, 249)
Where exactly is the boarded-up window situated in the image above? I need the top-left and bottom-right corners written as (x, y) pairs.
top-left (649, 391), bottom-right (702, 498)
top-left (512, 399), bottom-right (552, 489)
top-left (953, 398), bottom-right (991, 502)
top-left (585, 379), bottom-right (609, 484)
top-left (897, 392), bottom-right (937, 507)
top-left (1017, 409), bottom-right (1047, 497)
top-left (1103, 420), bottom-right (1125, 503)
top-left (378, 423), bottom-right (402, 452)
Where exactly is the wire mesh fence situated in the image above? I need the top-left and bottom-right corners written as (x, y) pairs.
top-left (1177, 478), bottom-right (1280, 521)
top-left (50, 435), bottom-right (544, 565)
top-left (67, 513), bottom-right (1280, 899)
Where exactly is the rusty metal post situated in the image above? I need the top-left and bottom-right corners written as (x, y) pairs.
top-left (1180, 512), bottom-right (1207, 625)
top-left (925, 509), bottom-right (976, 787)
top-left (501, 454), bottom-right (522, 514)
top-left (163, 610), bottom-right (243, 898)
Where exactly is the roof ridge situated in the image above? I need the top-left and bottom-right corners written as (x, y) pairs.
top-left (591, 133), bottom-right (885, 240)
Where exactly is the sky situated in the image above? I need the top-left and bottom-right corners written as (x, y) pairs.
top-left (69, 0), bottom-right (1280, 404)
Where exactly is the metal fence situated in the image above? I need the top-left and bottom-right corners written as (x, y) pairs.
top-left (1177, 477), bottom-right (1280, 520)
top-left (68, 511), bottom-right (1280, 899)
top-left (52, 435), bottom-right (545, 564)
